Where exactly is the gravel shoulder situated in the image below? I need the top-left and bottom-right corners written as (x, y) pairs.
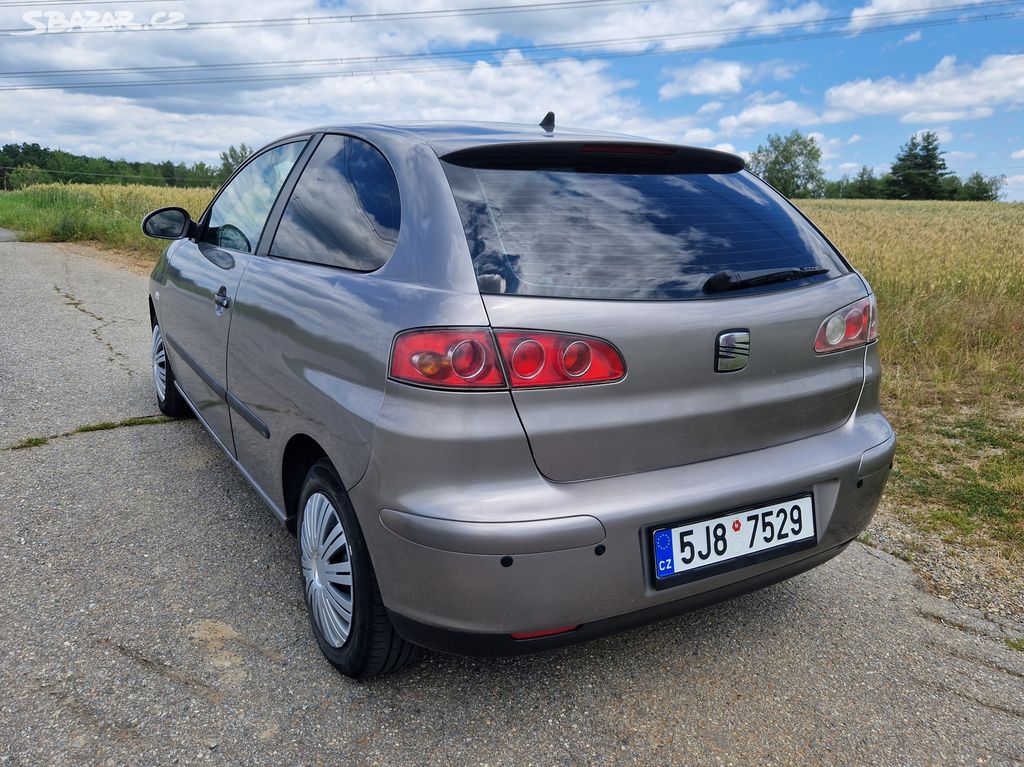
top-left (1, 240), bottom-right (1022, 766)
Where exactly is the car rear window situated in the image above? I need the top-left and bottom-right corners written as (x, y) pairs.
top-left (441, 163), bottom-right (846, 300)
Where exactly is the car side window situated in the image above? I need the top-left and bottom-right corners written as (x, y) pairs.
top-left (271, 134), bottom-right (401, 271)
top-left (202, 141), bottom-right (305, 254)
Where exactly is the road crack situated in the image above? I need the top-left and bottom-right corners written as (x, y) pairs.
top-left (5, 414), bottom-right (174, 450)
top-left (101, 638), bottom-right (223, 705)
top-left (52, 280), bottom-right (135, 378)
top-left (922, 678), bottom-right (1024, 719)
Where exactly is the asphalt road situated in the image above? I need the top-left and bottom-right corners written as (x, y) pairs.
top-left (1, 241), bottom-right (1022, 766)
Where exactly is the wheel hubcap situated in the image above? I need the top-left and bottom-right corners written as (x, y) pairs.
top-left (300, 492), bottom-right (353, 648)
top-left (151, 325), bottom-right (167, 402)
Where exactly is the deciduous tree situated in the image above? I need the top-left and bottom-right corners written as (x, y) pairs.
top-left (747, 130), bottom-right (825, 198)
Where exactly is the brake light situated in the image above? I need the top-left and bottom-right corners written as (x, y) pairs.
top-left (579, 143), bottom-right (674, 156)
top-left (389, 328), bottom-right (626, 389)
top-left (495, 331), bottom-right (626, 387)
top-left (510, 625), bottom-right (579, 640)
top-left (814, 295), bottom-right (879, 354)
top-left (390, 329), bottom-right (506, 388)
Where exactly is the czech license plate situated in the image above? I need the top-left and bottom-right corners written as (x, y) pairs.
top-left (653, 496), bottom-right (815, 581)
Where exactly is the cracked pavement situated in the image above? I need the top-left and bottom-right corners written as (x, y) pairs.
top-left (0, 240), bottom-right (1022, 766)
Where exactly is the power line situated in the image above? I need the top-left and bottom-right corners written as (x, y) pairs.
top-left (1, 4), bottom-right (1021, 91)
top-left (0, 0), bottom-right (659, 35)
top-left (8, 0), bottom-right (1019, 79)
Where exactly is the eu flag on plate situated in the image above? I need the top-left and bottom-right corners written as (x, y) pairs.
top-left (653, 529), bottom-right (674, 579)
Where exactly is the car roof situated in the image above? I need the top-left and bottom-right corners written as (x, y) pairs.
top-left (288, 120), bottom-right (663, 156)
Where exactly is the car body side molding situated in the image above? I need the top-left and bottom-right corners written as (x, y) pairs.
top-left (165, 334), bottom-right (226, 399)
top-left (166, 333), bottom-right (271, 439)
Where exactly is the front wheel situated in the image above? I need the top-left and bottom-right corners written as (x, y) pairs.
top-left (298, 459), bottom-right (421, 679)
top-left (151, 323), bottom-right (191, 418)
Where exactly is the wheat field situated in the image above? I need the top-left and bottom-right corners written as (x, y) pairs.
top-left (0, 183), bottom-right (214, 257)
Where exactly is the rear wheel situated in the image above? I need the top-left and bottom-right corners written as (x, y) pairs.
top-left (151, 323), bottom-right (191, 418)
top-left (297, 459), bottom-right (421, 678)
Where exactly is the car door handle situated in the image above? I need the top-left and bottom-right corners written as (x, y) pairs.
top-left (214, 287), bottom-right (231, 310)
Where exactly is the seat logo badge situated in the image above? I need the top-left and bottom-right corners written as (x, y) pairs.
top-left (716, 330), bottom-right (750, 373)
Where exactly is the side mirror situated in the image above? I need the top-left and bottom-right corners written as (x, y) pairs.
top-left (142, 207), bottom-right (196, 240)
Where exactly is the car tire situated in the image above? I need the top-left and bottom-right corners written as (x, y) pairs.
top-left (151, 323), bottom-right (191, 418)
top-left (297, 459), bottom-right (421, 679)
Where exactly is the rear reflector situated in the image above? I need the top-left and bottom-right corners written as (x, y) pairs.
top-left (390, 328), bottom-right (626, 390)
top-left (510, 625), bottom-right (579, 640)
top-left (814, 295), bottom-right (879, 354)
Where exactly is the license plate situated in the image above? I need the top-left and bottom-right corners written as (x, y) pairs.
top-left (652, 496), bottom-right (815, 580)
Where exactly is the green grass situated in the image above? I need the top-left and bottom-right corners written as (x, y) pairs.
top-left (0, 183), bottom-right (213, 259)
top-left (1006, 638), bottom-right (1024, 652)
top-left (71, 415), bottom-right (174, 434)
top-left (4, 415), bottom-right (174, 450)
top-left (10, 436), bottom-right (50, 450)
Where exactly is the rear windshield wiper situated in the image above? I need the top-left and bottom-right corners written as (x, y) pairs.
top-left (703, 266), bottom-right (829, 294)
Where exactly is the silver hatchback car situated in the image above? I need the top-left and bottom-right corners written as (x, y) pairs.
top-left (143, 120), bottom-right (895, 678)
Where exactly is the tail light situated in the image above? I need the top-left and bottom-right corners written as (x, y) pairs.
top-left (389, 328), bottom-right (626, 390)
top-left (814, 295), bottom-right (879, 354)
top-left (495, 330), bottom-right (626, 388)
top-left (390, 329), bottom-right (506, 388)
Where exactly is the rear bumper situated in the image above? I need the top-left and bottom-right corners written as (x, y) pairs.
top-left (387, 539), bottom-right (853, 656)
top-left (350, 379), bottom-right (895, 645)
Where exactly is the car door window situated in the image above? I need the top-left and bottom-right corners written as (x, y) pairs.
top-left (271, 134), bottom-right (401, 270)
top-left (202, 141), bottom-right (305, 253)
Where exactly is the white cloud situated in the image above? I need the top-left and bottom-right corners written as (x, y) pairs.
top-left (755, 60), bottom-right (802, 82)
top-left (678, 127), bottom-right (719, 144)
top-left (902, 107), bottom-right (993, 123)
top-left (912, 127), bottom-right (954, 143)
top-left (654, 56), bottom-right (802, 102)
top-left (522, 0), bottom-right (827, 50)
top-left (696, 101), bottom-right (724, 116)
top-left (848, 0), bottom-right (988, 31)
top-left (0, 0), bottom-right (832, 161)
top-left (807, 131), bottom-right (864, 161)
top-left (713, 142), bottom-right (737, 153)
top-left (946, 150), bottom-right (977, 160)
top-left (899, 30), bottom-right (922, 44)
top-left (718, 100), bottom-right (818, 135)
top-left (660, 60), bottom-right (751, 99)
top-left (0, 52), bottom-right (679, 161)
top-left (838, 162), bottom-right (861, 173)
top-left (825, 55), bottom-right (1024, 124)
top-left (1011, 149), bottom-right (1024, 160)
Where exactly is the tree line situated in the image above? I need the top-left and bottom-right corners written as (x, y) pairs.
top-left (747, 130), bottom-right (1004, 201)
top-left (0, 134), bottom-right (1006, 201)
top-left (0, 142), bottom-right (254, 189)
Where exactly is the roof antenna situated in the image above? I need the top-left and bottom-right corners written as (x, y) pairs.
top-left (539, 111), bottom-right (555, 132)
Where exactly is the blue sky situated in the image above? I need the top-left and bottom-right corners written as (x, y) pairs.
top-left (0, 0), bottom-right (1022, 197)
